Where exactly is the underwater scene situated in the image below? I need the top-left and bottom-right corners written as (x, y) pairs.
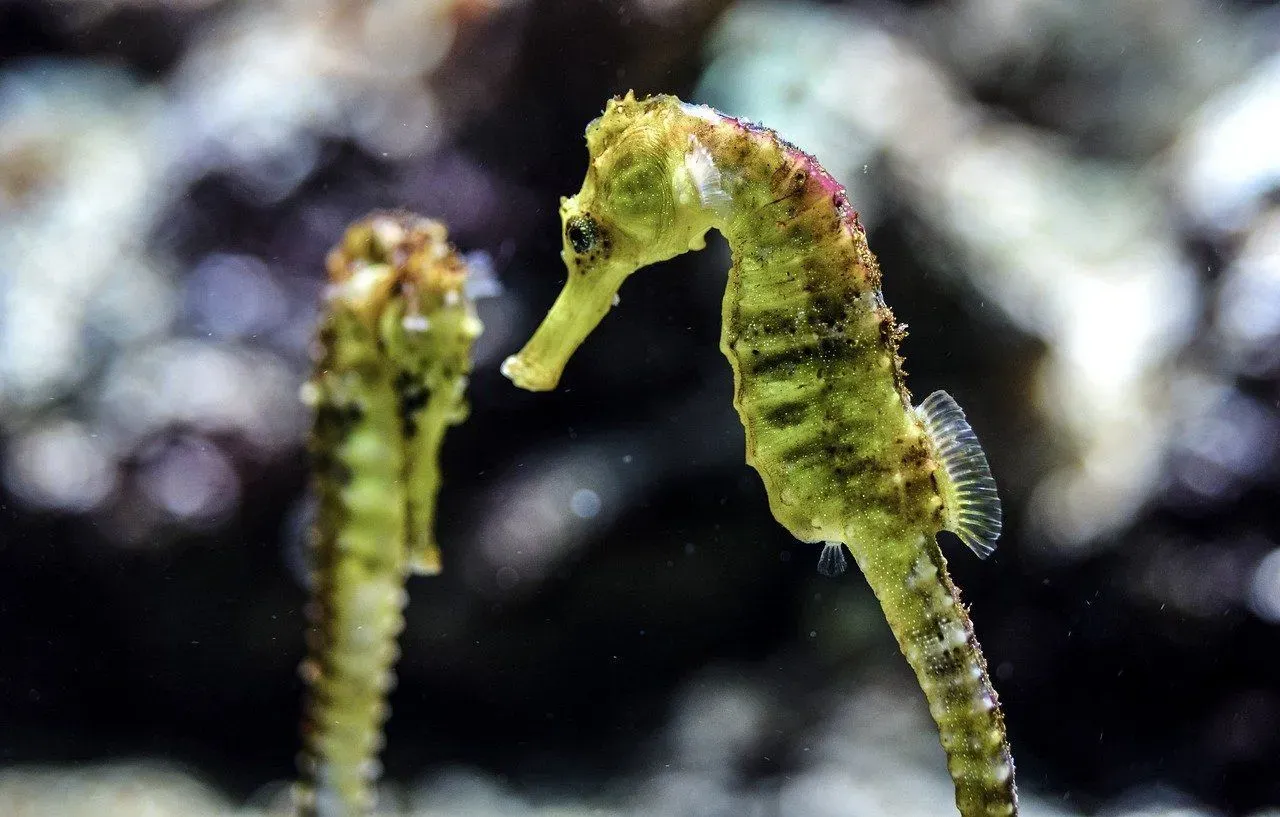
top-left (1, 1), bottom-right (1278, 815)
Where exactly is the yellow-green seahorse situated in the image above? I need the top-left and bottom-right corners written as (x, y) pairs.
top-left (296, 212), bottom-right (482, 816)
top-left (501, 93), bottom-right (1015, 817)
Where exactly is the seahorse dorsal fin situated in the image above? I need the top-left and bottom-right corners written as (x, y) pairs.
top-left (915, 391), bottom-right (1002, 559)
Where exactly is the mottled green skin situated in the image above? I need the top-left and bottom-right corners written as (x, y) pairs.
top-left (299, 213), bottom-right (480, 817)
top-left (503, 93), bottom-right (1016, 817)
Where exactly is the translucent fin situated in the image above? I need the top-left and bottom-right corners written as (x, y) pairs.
top-left (684, 135), bottom-right (733, 215)
top-left (915, 391), bottom-right (1002, 559)
top-left (817, 542), bottom-right (849, 577)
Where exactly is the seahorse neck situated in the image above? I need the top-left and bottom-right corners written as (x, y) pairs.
top-left (695, 117), bottom-right (877, 273)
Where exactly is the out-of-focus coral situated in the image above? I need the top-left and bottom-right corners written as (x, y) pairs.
top-left (170, 0), bottom-right (456, 197)
top-left (5, 0), bottom-right (1280, 813)
top-left (1174, 53), bottom-right (1280, 237)
top-left (0, 764), bottom-right (232, 817)
top-left (0, 0), bottom-right (522, 546)
top-left (1212, 214), bottom-right (1280, 379)
top-left (6, 673), bottom-right (1240, 816)
top-left (0, 64), bottom-right (177, 409)
top-left (1249, 546), bottom-right (1280, 624)
top-left (924, 0), bottom-right (1260, 157)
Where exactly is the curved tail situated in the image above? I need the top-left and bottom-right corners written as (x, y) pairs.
top-left (853, 541), bottom-right (1018, 817)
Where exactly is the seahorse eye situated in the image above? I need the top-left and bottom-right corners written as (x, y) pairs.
top-left (566, 215), bottom-right (598, 254)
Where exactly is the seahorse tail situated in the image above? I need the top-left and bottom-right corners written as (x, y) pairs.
top-left (855, 543), bottom-right (1018, 817)
top-left (296, 558), bottom-right (408, 816)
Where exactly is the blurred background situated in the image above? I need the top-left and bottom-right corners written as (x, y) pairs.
top-left (2, 0), bottom-right (1279, 814)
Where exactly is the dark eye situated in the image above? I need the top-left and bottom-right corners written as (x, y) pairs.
top-left (566, 215), bottom-right (598, 254)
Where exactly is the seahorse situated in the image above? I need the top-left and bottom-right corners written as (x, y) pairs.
top-left (296, 212), bottom-right (482, 816)
top-left (501, 93), bottom-right (1016, 817)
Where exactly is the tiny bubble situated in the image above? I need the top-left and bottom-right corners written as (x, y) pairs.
top-left (808, 630), bottom-right (817, 638)
top-left (496, 566), bottom-right (520, 590)
top-left (570, 488), bottom-right (601, 519)
top-left (622, 454), bottom-right (633, 464)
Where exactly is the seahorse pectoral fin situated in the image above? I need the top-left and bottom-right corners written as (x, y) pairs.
top-left (502, 261), bottom-right (632, 392)
top-left (915, 391), bottom-right (1002, 559)
top-left (817, 541), bottom-right (849, 576)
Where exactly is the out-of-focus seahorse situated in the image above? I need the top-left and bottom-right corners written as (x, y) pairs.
top-left (296, 212), bottom-right (482, 817)
top-left (501, 93), bottom-right (1016, 817)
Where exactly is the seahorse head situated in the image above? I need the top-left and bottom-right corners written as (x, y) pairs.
top-left (324, 213), bottom-right (481, 394)
top-left (503, 93), bottom-right (715, 391)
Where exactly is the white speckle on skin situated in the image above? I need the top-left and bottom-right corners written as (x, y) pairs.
top-left (906, 555), bottom-right (938, 589)
top-left (339, 265), bottom-right (387, 304)
top-left (402, 314), bottom-right (430, 332)
top-left (680, 102), bottom-right (724, 125)
top-left (941, 622), bottom-right (968, 650)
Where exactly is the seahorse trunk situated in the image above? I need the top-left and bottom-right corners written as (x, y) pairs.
top-left (854, 540), bottom-right (1017, 817)
top-left (709, 147), bottom-right (1018, 816)
top-left (300, 318), bottom-right (410, 817)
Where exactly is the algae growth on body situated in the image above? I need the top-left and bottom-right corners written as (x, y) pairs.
top-left (297, 213), bottom-right (482, 817)
top-left (502, 93), bottom-right (1017, 817)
